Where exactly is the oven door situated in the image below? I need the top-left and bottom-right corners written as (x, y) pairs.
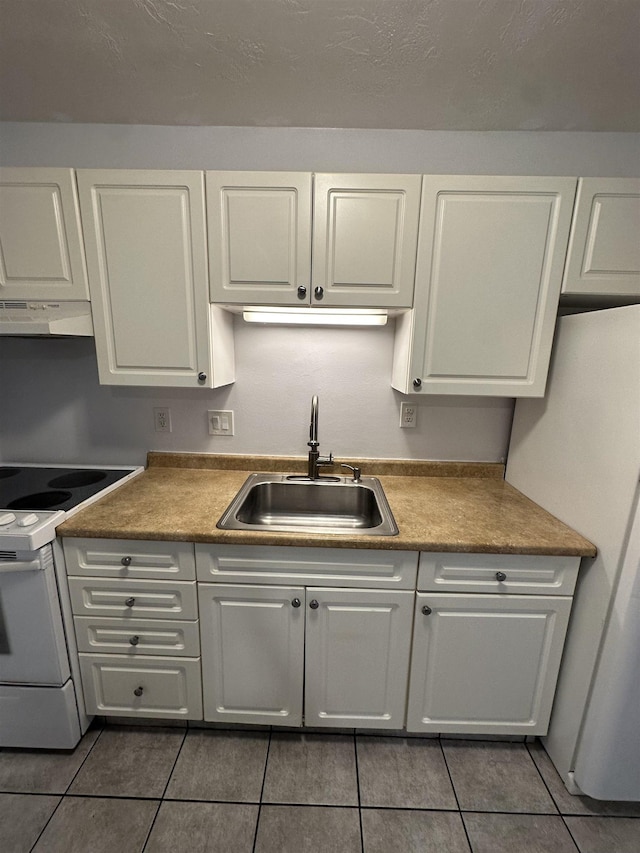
top-left (0, 545), bottom-right (70, 685)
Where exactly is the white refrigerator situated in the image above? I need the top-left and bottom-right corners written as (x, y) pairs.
top-left (506, 304), bottom-right (640, 800)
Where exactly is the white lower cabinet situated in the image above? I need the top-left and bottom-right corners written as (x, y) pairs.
top-left (199, 584), bottom-right (305, 726)
top-left (198, 583), bottom-right (414, 728)
top-left (304, 587), bottom-right (414, 728)
top-left (79, 654), bottom-right (202, 719)
top-left (65, 538), bottom-right (203, 721)
top-left (406, 593), bottom-right (572, 735)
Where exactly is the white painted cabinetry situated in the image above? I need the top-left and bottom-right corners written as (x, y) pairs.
top-left (77, 169), bottom-right (234, 388)
top-left (198, 582), bottom-right (413, 728)
top-left (207, 171), bottom-right (421, 308)
top-left (199, 583), bottom-right (305, 726)
top-left (312, 173), bottom-right (422, 308)
top-left (406, 552), bottom-right (580, 735)
top-left (304, 587), bottom-right (413, 728)
top-left (392, 175), bottom-right (577, 396)
top-left (196, 545), bottom-right (418, 728)
top-left (561, 178), bottom-right (640, 297)
top-left (0, 167), bottom-right (89, 300)
top-left (207, 171), bottom-right (312, 305)
top-left (64, 538), bottom-right (203, 720)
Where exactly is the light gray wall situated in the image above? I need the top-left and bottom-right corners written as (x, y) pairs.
top-left (1, 124), bottom-right (639, 175)
top-left (0, 321), bottom-right (512, 466)
top-left (1, 124), bottom-right (638, 467)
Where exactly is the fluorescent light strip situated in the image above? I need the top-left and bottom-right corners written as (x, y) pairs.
top-left (242, 307), bottom-right (388, 326)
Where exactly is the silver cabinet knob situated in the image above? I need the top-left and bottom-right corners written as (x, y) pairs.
top-left (121, 556), bottom-right (132, 567)
top-left (314, 286), bottom-right (324, 301)
top-left (413, 378), bottom-right (422, 389)
top-left (129, 635), bottom-right (140, 646)
top-left (198, 372), bottom-right (207, 382)
top-left (422, 605), bottom-right (432, 615)
top-left (291, 598), bottom-right (301, 608)
top-left (133, 686), bottom-right (144, 697)
top-left (495, 571), bottom-right (507, 582)
top-left (297, 285), bottom-right (307, 299)
top-left (125, 597), bottom-right (136, 607)
top-left (309, 599), bottom-right (319, 610)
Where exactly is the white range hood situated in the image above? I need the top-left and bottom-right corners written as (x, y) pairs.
top-left (0, 300), bottom-right (93, 336)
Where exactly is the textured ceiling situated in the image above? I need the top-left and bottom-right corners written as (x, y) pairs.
top-left (0, 0), bottom-right (639, 130)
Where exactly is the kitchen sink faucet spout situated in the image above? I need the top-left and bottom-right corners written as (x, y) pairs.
top-left (307, 395), bottom-right (334, 479)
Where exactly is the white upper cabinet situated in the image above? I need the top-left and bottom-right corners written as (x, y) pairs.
top-left (0, 168), bottom-right (89, 301)
top-left (392, 176), bottom-right (577, 397)
top-left (207, 171), bottom-right (312, 305)
top-left (312, 173), bottom-right (422, 308)
top-left (77, 169), bottom-right (234, 388)
top-left (562, 178), bottom-right (640, 297)
top-left (207, 171), bottom-right (421, 308)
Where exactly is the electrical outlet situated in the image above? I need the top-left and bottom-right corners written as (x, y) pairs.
top-left (208, 410), bottom-right (234, 436)
top-left (153, 407), bottom-right (172, 433)
top-left (400, 402), bottom-right (417, 428)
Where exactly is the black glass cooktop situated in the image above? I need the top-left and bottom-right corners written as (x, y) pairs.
top-left (0, 466), bottom-right (136, 512)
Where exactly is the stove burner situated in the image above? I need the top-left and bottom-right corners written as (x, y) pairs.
top-left (47, 471), bottom-right (107, 489)
top-left (7, 491), bottom-right (73, 510)
top-left (0, 468), bottom-right (21, 479)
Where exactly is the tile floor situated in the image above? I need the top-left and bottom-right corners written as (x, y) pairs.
top-left (1, 722), bottom-right (639, 853)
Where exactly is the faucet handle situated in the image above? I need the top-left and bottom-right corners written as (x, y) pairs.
top-left (317, 452), bottom-right (334, 467)
top-left (341, 463), bottom-right (362, 482)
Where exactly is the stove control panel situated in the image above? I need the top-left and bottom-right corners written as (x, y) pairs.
top-left (0, 510), bottom-right (66, 551)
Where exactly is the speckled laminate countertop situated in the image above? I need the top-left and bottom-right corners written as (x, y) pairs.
top-left (56, 453), bottom-right (596, 557)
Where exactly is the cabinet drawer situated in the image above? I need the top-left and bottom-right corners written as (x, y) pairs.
top-left (68, 577), bottom-right (197, 620)
top-left (79, 653), bottom-right (202, 719)
top-left (418, 553), bottom-right (580, 595)
top-left (74, 616), bottom-right (200, 657)
top-left (63, 538), bottom-right (196, 580)
top-left (196, 544), bottom-right (418, 589)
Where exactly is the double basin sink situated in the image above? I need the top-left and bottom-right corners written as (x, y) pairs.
top-left (217, 473), bottom-right (398, 536)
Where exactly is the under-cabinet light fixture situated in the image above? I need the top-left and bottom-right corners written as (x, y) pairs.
top-left (242, 307), bottom-right (388, 326)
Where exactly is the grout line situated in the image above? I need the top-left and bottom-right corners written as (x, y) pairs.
top-left (252, 726), bottom-right (273, 853)
top-left (28, 722), bottom-right (106, 853)
top-left (525, 741), bottom-right (585, 852)
top-left (525, 740), bottom-right (561, 816)
top-left (438, 738), bottom-right (474, 853)
top-left (140, 726), bottom-right (188, 852)
top-left (353, 733), bottom-right (365, 853)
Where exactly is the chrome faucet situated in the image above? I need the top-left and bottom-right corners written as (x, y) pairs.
top-left (307, 395), bottom-right (334, 479)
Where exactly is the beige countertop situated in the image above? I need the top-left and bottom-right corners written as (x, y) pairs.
top-left (57, 453), bottom-right (596, 557)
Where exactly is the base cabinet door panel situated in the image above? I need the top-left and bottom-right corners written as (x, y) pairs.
top-left (199, 584), bottom-right (305, 726)
top-left (406, 593), bottom-right (572, 735)
top-left (305, 588), bottom-right (414, 728)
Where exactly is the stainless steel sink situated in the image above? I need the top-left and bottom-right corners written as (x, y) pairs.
top-left (217, 473), bottom-right (398, 536)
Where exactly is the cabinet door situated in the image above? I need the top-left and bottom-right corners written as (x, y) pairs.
top-left (312, 173), bottom-right (421, 308)
top-left (562, 178), bottom-right (640, 296)
top-left (207, 171), bottom-right (312, 305)
top-left (406, 593), bottom-right (572, 735)
top-left (77, 169), bottom-right (234, 388)
top-left (393, 176), bottom-right (576, 396)
top-left (305, 588), bottom-right (414, 728)
top-left (199, 583), bottom-right (304, 726)
top-left (0, 167), bottom-right (89, 300)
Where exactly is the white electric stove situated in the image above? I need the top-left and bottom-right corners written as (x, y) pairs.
top-left (0, 464), bottom-right (142, 748)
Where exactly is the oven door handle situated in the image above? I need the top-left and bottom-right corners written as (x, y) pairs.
top-left (0, 560), bottom-right (43, 573)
